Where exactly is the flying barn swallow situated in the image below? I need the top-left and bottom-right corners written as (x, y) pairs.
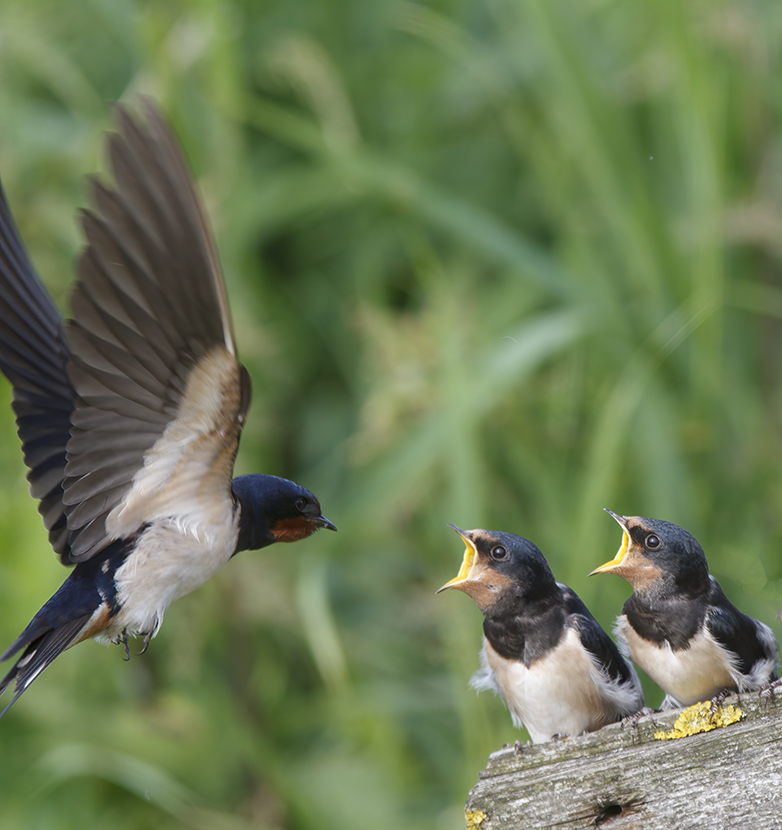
top-left (438, 526), bottom-right (644, 744)
top-left (591, 511), bottom-right (778, 709)
top-left (0, 100), bottom-right (335, 718)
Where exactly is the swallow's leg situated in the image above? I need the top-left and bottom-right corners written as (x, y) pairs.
top-left (620, 707), bottom-right (658, 744)
top-left (120, 631), bottom-right (131, 661)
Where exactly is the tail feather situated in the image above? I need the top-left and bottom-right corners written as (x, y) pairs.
top-left (0, 539), bottom-right (131, 718)
top-left (0, 616), bottom-right (91, 719)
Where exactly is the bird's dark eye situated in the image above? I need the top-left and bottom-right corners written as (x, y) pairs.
top-left (491, 545), bottom-right (508, 561)
top-left (295, 497), bottom-right (308, 511)
top-left (645, 534), bottom-right (660, 549)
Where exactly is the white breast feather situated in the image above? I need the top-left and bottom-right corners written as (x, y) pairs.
top-left (97, 501), bottom-right (239, 645)
top-left (471, 628), bottom-right (643, 744)
top-left (614, 613), bottom-right (777, 708)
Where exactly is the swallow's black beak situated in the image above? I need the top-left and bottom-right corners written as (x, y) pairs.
top-left (312, 515), bottom-right (338, 532)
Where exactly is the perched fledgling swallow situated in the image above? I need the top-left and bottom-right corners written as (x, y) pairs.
top-left (437, 526), bottom-right (644, 743)
top-left (591, 511), bottom-right (778, 709)
top-left (0, 100), bottom-right (336, 718)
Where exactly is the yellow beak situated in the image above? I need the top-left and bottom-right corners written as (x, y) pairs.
top-left (589, 509), bottom-right (630, 575)
top-left (436, 526), bottom-right (479, 593)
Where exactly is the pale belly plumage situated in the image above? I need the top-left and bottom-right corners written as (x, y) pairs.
top-left (615, 616), bottom-right (737, 707)
top-left (95, 499), bottom-right (239, 645)
top-left (473, 628), bottom-right (642, 743)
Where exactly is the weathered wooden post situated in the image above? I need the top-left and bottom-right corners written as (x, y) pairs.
top-left (464, 692), bottom-right (782, 829)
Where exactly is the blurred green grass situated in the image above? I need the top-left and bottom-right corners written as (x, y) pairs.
top-left (1, 0), bottom-right (782, 826)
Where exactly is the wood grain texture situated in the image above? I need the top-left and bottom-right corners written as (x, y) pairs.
top-left (465, 691), bottom-right (782, 829)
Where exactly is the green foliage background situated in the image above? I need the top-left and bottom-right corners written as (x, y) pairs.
top-left (0, 0), bottom-right (781, 827)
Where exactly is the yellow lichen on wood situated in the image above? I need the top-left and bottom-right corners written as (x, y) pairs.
top-left (465, 809), bottom-right (488, 829)
top-left (654, 701), bottom-right (743, 740)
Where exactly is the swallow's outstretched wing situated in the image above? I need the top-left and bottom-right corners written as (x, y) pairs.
top-left (61, 100), bottom-right (250, 563)
top-left (0, 182), bottom-right (75, 558)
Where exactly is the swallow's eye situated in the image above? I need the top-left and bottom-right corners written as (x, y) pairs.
top-left (645, 534), bottom-right (660, 549)
top-left (490, 545), bottom-right (508, 561)
top-left (295, 497), bottom-right (308, 511)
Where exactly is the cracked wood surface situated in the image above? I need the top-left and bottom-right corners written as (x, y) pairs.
top-left (465, 690), bottom-right (782, 829)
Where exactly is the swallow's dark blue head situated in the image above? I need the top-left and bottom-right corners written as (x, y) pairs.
top-left (232, 474), bottom-right (336, 554)
top-left (591, 510), bottom-right (709, 597)
top-left (437, 526), bottom-right (559, 615)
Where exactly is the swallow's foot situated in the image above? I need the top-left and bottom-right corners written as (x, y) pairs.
top-left (621, 707), bottom-right (659, 744)
top-left (138, 630), bottom-right (153, 656)
top-left (759, 678), bottom-right (782, 708)
top-left (119, 631), bottom-right (131, 661)
top-left (709, 688), bottom-right (738, 718)
top-left (514, 740), bottom-right (524, 756)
